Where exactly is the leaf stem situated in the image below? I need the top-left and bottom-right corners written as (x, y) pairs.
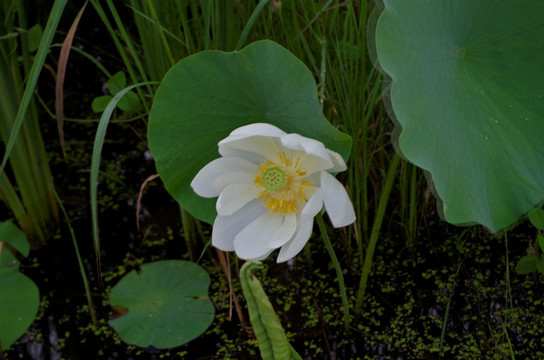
top-left (316, 213), bottom-right (350, 331)
top-left (354, 153), bottom-right (401, 316)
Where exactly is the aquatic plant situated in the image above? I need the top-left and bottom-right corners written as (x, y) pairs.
top-left (0, 0), bottom-right (65, 246)
top-left (373, 0), bottom-right (544, 232)
top-left (240, 261), bottom-right (302, 360)
top-left (191, 123), bottom-right (355, 262)
top-left (0, 221), bottom-right (39, 350)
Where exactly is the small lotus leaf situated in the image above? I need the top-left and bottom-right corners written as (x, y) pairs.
top-left (515, 255), bottom-right (539, 275)
top-left (109, 260), bottom-right (214, 349)
top-left (0, 221), bottom-right (39, 350)
top-left (528, 208), bottom-right (544, 231)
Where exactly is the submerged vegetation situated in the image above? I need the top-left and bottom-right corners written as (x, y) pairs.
top-left (1, 0), bottom-right (543, 359)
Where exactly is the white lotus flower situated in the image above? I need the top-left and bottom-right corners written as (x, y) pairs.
top-left (191, 123), bottom-right (355, 263)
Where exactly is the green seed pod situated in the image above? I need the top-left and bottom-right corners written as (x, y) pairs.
top-left (240, 261), bottom-right (302, 360)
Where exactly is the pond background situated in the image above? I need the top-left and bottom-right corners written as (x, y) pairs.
top-left (2, 1), bottom-right (544, 359)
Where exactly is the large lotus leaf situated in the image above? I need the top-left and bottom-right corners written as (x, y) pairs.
top-left (0, 221), bottom-right (39, 350)
top-left (148, 40), bottom-right (352, 224)
top-left (109, 260), bottom-right (214, 349)
top-left (374, 0), bottom-right (544, 232)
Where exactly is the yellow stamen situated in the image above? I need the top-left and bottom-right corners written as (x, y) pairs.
top-left (254, 152), bottom-right (313, 214)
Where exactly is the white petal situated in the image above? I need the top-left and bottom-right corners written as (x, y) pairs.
top-left (217, 147), bottom-right (265, 165)
top-left (213, 169), bottom-right (256, 193)
top-left (219, 135), bottom-right (281, 162)
top-left (321, 171), bottom-right (356, 227)
top-left (217, 183), bottom-right (260, 216)
top-left (252, 249), bottom-right (275, 261)
top-left (301, 189), bottom-right (324, 218)
top-left (212, 200), bottom-right (265, 251)
top-left (280, 134), bottom-right (334, 171)
top-left (268, 214), bottom-right (298, 248)
top-left (191, 157), bottom-right (256, 197)
top-left (228, 123), bottom-right (286, 137)
top-left (276, 216), bottom-right (314, 263)
top-left (327, 150), bottom-right (347, 173)
top-left (218, 123), bottom-right (285, 160)
top-left (233, 212), bottom-right (283, 259)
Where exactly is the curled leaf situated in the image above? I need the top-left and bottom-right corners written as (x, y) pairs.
top-left (240, 261), bottom-right (301, 360)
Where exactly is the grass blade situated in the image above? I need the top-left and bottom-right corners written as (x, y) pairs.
top-left (90, 81), bottom-right (159, 285)
top-left (355, 153), bottom-right (401, 316)
top-left (0, 0), bottom-right (67, 173)
top-left (53, 189), bottom-right (97, 325)
top-left (235, 0), bottom-right (270, 51)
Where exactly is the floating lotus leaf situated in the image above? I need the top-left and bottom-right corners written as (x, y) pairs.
top-left (148, 40), bottom-right (352, 223)
top-left (374, 0), bottom-right (544, 232)
top-left (0, 221), bottom-right (39, 350)
top-left (109, 260), bottom-right (214, 349)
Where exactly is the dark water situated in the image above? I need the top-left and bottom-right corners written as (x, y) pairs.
top-left (4, 129), bottom-right (544, 359)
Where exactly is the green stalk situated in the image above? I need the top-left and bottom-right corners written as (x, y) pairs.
top-left (499, 315), bottom-right (515, 360)
top-left (235, 0), bottom-right (270, 51)
top-left (218, 0), bottom-right (234, 50)
top-left (105, 0), bottom-right (155, 102)
top-left (144, 0), bottom-right (176, 67)
top-left (181, 206), bottom-right (196, 262)
top-left (201, 0), bottom-right (212, 50)
top-left (407, 163), bottom-right (418, 247)
top-left (0, 0), bottom-right (67, 173)
top-left (439, 296), bottom-right (452, 355)
top-left (90, 82), bottom-right (159, 283)
top-left (177, 2), bottom-right (195, 53)
top-left (354, 153), bottom-right (401, 316)
top-left (0, 174), bottom-right (31, 233)
top-left (90, 0), bottom-right (152, 114)
top-left (504, 231), bottom-right (513, 308)
top-left (129, 0), bottom-right (180, 79)
top-left (0, 0), bottom-right (64, 245)
top-left (316, 214), bottom-right (350, 331)
top-left (53, 190), bottom-right (97, 325)
top-left (439, 259), bottom-right (463, 355)
top-left (0, 57), bottom-right (45, 242)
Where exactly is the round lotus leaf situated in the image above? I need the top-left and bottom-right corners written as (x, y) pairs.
top-left (0, 221), bottom-right (39, 350)
top-left (109, 260), bottom-right (214, 349)
top-left (375, 0), bottom-right (544, 232)
top-left (148, 40), bottom-right (352, 224)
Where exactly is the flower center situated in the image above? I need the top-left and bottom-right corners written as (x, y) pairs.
top-left (261, 167), bottom-right (286, 191)
top-left (255, 152), bottom-right (313, 214)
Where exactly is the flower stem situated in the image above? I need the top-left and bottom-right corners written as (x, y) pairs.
top-left (354, 153), bottom-right (401, 317)
top-left (316, 213), bottom-right (350, 332)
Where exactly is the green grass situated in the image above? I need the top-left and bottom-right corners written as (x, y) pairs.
top-left (0, 0), bottom-right (64, 246)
